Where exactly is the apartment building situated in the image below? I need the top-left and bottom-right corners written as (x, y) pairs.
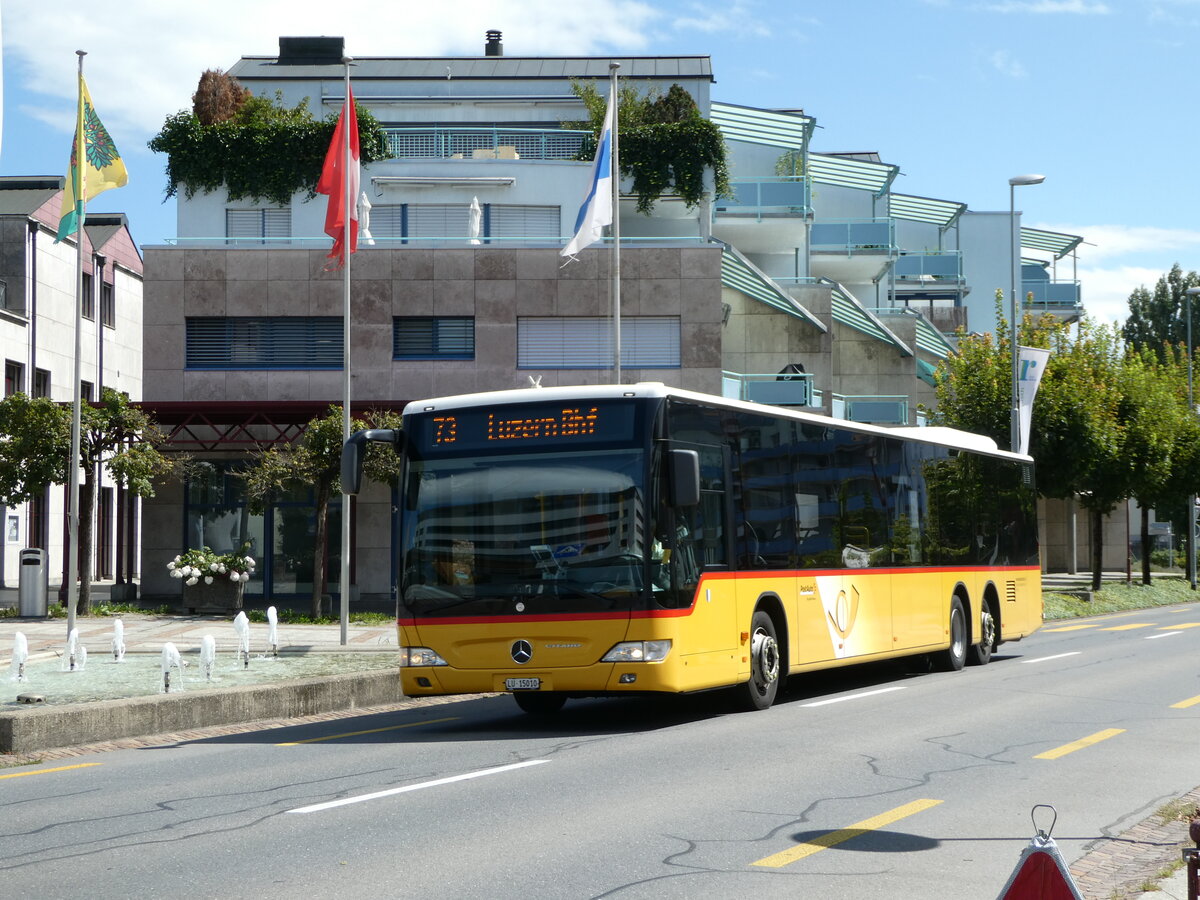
top-left (139, 34), bottom-right (1086, 602)
top-left (0, 176), bottom-right (143, 594)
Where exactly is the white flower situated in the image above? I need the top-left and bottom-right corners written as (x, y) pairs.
top-left (239, 572), bottom-right (250, 583)
top-left (217, 564), bottom-right (226, 574)
top-left (245, 556), bottom-right (255, 567)
top-left (173, 555), bottom-right (181, 563)
top-left (209, 563), bottom-right (219, 572)
top-left (229, 571), bottom-right (240, 582)
top-left (204, 575), bottom-right (214, 584)
top-left (186, 577), bottom-right (199, 586)
top-left (171, 569), bottom-right (183, 579)
top-left (167, 561), bottom-right (176, 570)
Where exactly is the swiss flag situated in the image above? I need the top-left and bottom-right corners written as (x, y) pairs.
top-left (316, 84), bottom-right (360, 268)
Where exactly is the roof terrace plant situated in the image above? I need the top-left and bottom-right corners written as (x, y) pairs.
top-left (148, 69), bottom-right (388, 207)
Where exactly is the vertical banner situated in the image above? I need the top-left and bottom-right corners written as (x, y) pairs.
top-left (1017, 345), bottom-right (1051, 456)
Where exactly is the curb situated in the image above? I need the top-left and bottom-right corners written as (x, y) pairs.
top-left (0, 669), bottom-right (402, 754)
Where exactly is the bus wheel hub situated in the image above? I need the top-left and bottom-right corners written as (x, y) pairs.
top-left (752, 630), bottom-right (780, 684)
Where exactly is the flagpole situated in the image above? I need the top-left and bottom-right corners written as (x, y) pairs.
top-left (339, 57), bottom-right (353, 645)
top-left (609, 62), bottom-right (621, 385)
top-left (66, 49), bottom-right (86, 637)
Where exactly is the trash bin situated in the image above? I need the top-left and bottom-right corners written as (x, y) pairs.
top-left (18, 548), bottom-right (47, 617)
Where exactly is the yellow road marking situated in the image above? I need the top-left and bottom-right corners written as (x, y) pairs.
top-left (751, 798), bottom-right (943, 868)
top-left (1042, 624), bottom-right (1101, 632)
top-left (1164, 622), bottom-right (1200, 629)
top-left (1100, 623), bottom-right (1153, 631)
top-left (0, 762), bottom-right (102, 780)
top-left (1171, 695), bottom-right (1200, 709)
top-left (276, 716), bottom-right (458, 746)
top-left (1035, 728), bottom-right (1125, 760)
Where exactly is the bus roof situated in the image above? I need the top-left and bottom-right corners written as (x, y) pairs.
top-left (401, 383), bottom-right (1031, 463)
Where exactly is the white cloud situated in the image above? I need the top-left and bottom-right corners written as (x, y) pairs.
top-left (674, 2), bottom-right (772, 37)
top-left (1035, 223), bottom-right (1200, 262)
top-left (981, 1), bottom-right (1110, 13)
top-left (1075, 265), bottom-right (1167, 325)
top-left (2, 0), bottom-right (660, 141)
top-left (990, 49), bottom-right (1028, 78)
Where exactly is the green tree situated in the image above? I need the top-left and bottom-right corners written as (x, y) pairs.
top-left (240, 407), bottom-right (402, 617)
top-left (1123, 263), bottom-right (1200, 360)
top-left (932, 296), bottom-right (1127, 589)
top-left (1118, 345), bottom-right (1195, 585)
top-left (0, 389), bottom-right (176, 615)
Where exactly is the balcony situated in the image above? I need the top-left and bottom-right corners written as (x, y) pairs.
top-left (831, 393), bottom-right (909, 425)
top-left (892, 251), bottom-right (963, 285)
top-left (809, 218), bottom-right (897, 285)
top-left (713, 177), bottom-right (811, 220)
top-left (1022, 264), bottom-right (1082, 322)
top-left (722, 371), bottom-right (823, 409)
top-left (383, 127), bottom-right (590, 160)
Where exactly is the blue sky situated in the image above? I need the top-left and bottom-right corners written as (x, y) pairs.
top-left (2, 0), bottom-right (1199, 324)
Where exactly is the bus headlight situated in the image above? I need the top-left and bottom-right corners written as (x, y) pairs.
top-left (400, 647), bottom-right (447, 667)
top-left (601, 640), bottom-right (672, 663)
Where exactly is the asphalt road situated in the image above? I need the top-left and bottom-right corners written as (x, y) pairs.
top-left (3, 604), bottom-right (1197, 899)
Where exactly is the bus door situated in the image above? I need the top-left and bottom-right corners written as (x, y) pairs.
top-left (659, 441), bottom-right (736, 659)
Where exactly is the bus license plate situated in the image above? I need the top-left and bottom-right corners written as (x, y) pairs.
top-left (506, 678), bottom-right (541, 691)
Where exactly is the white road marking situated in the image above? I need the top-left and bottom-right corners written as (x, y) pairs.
top-left (1021, 652), bottom-right (1081, 664)
top-left (1146, 631), bottom-right (1181, 640)
top-left (801, 686), bottom-right (907, 707)
top-left (288, 760), bottom-right (551, 814)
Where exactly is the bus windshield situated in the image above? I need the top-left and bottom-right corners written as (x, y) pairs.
top-left (401, 448), bottom-right (649, 618)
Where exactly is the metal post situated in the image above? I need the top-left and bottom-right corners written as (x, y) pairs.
top-left (66, 50), bottom-right (87, 637)
top-left (340, 57), bottom-right (353, 643)
top-left (1187, 287), bottom-right (1198, 591)
top-left (609, 62), bottom-right (621, 385)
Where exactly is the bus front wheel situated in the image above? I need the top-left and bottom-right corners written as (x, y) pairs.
top-left (936, 597), bottom-right (967, 672)
top-left (513, 691), bottom-right (566, 715)
top-left (736, 610), bottom-right (781, 711)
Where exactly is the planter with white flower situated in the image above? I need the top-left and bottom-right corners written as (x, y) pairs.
top-left (170, 545), bottom-right (256, 614)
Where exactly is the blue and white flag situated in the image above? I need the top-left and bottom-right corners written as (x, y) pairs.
top-left (1017, 345), bottom-right (1051, 456)
top-left (561, 80), bottom-right (615, 258)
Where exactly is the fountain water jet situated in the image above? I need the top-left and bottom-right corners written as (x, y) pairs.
top-left (62, 628), bottom-right (87, 671)
top-left (161, 642), bottom-right (184, 692)
top-left (266, 606), bottom-right (279, 658)
top-left (9, 632), bottom-right (28, 682)
top-left (200, 635), bottom-right (217, 681)
top-left (112, 619), bottom-right (126, 662)
top-left (232, 611), bottom-right (251, 668)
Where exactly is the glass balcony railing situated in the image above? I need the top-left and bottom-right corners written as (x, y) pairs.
top-left (722, 371), bottom-right (822, 408)
top-left (893, 251), bottom-right (963, 283)
top-left (810, 218), bottom-right (896, 256)
top-left (830, 393), bottom-right (909, 425)
top-left (712, 177), bottom-right (811, 219)
top-left (1023, 279), bottom-right (1081, 309)
top-left (382, 127), bottom-right (591, 160)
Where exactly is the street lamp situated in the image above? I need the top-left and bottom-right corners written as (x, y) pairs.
top-left (1009, 174), bottom-right (1045, 454)
top-left (1184, 286), bottom-right (1200, 589)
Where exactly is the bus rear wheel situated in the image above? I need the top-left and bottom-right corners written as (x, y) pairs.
top-left (935, 597), bottom-right (967, 672)
top-left (736, 610), bottom-right (781, 711)
top-left (967, 600), bottom-right (997, 666)
top-left (513, 691), bottom-right (566, 715)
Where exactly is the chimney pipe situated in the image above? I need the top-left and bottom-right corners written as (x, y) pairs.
top-left (485, 30), bottom-right (503, 56)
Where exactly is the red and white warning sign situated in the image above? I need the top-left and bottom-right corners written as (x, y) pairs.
top-left (998, 806), bottom-right (1084, 900)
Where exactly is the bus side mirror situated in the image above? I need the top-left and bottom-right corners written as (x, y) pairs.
top-left (341, 429), bottom-right (401, 495)
top-left (669, 449), bottom-right (701, 507)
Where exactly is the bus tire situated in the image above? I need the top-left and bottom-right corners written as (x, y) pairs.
top-left (513, 692), bottom-right (566, 715)
top-left (967, 599), bottom-right (997, 666)
top-left (736, 610), bottom-right (781, 711)
top-left (936, 597), bottom-right (967, 672)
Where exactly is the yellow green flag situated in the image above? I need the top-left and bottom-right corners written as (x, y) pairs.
top-left (56, 75), bottom-right (127, 242)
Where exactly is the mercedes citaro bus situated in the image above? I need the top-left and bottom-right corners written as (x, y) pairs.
top-left (342, 383), bottom-right (1041, 714)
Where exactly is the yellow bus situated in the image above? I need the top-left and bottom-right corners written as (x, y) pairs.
top-left (343, 383), bottom-right (1041, 714)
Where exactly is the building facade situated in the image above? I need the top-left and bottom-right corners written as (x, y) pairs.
top-left (0, 177), bottom-right (144, 594)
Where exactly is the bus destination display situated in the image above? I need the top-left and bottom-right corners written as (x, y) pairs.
top-left (412, 401), bottom-right (637, 453)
